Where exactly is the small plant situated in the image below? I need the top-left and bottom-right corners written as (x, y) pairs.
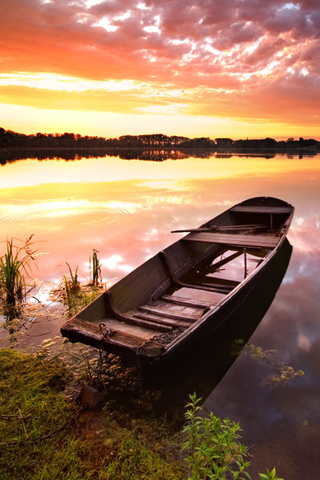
top-left (259, 469), bottom-right (283, 480)
top-left (182, 393), bottom-right (250, 479)
top-left (59, 262), bottom-right (81, 316)
top-left (89, 249), bottom-right (102, 286)
top-left (62, 262), bottom-right (80, 295)
top-left (182, 393), bottom-right (284, 480)
top-left (55, 260), bottom-right (103, 318)
top-left (0, 235), bottom-right (38, 306)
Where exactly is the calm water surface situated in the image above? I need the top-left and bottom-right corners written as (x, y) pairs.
top-left (1, 152), bottom-right (320, 478)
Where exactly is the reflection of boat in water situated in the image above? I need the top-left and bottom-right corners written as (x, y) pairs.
top-left (61, 197), bottom-right (294, 369)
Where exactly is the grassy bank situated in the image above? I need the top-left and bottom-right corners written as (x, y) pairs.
top-left (0, 347), bottom-right (284, 480)
top-left (0, 349), bottom-right (184, 480)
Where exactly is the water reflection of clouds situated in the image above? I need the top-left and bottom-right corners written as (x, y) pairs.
top-left (98, 254), bottom-right (133, 276)
top-left (137, 180), bottom-right (189, 191)
top-left (1, 155), bottom-right (320, 477)
top-left (290, 214), bottom-right (320, 254)
top-left (203, 234), bottom-right (320, 478)
top-left (0, 198), bottom-right (142, 233)
top-left (141, 193), bottom-right (193, 208)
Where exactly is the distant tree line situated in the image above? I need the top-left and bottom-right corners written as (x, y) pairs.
top-left (0, 127), bottom-right (319, 157)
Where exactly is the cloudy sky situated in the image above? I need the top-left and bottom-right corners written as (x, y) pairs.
top-left (0, 0), bottom-right (319, 139)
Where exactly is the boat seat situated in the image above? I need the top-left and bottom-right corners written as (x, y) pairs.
top-left (138, 304), bottom-right (199, 322)
top-left (231, 206), bottom-right (291, 214)
top-left (183, 232), bottom-right (279, 249)
top-left (133, 310), bottom-right (193, 328)
top-left (161, 294), bottom-right (216, 309)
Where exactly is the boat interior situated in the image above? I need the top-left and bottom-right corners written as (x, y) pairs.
top-left (73, 201), bottom-right (292, 353)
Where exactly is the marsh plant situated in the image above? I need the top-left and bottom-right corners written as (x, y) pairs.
top-left (59, 254), bottom-right (103, 317)
top-left (0, 236), bottom-right (38, 318)
top-left (182, 393), bottom-right (283, 480)
top-left (89, 249), bottom-right (102, 286)
top-left (62, 262), bottom-right (80, 295)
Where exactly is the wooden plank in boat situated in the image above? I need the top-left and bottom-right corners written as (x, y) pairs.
top-left (183, 232), bottom-right (279, 248)
top-left (204, 250), bottom-right (243, 273)
top-left (99, 318), bottom-right (168, 339)
top-left (123, 315), bottom-right (173, 332)
top-left (100, 329), bottom-right (166, 358)
top-left (61, 317), bottom-right (162, 348)
top-left (189, 281), bottom-right (234, 294)
top-left (193, 276), bottom-right (240, 289)
top-left (133, 311), bottom-right (192, 328)
top-left (161, 294), bottom-right (214, 309)
top-left (231, 206), bottom-right (291, 214)
top-left (138, 304), bottom-right (199, 322)
top-left (172, 224), bottom-right (264, 233)
top-left (104, 331), bottom-right (163, 350)
top-left (152, 298), bottom-right (204, 316)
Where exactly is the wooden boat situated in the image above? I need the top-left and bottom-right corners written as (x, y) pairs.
top-left (61, 196), bottom-right (294, 368)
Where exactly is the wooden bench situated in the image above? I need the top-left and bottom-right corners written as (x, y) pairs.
top-left (161, 294), bottom-right (215, 309)
top-left (231, 206), bottom-right (292, 214)
top-left (183, 232), bottom-right (279, 249)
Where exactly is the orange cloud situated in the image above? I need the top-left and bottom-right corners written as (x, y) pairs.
top-left (1, 0), bottom-right (320, 137)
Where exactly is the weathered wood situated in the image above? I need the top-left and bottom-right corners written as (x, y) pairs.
top-left (133, 311), bottom-right (192, 328)
top-left (162, 294), bottom-right (214, 309)
top-left (204, 250), bottom-right (243, 273)
top-left (184, 232), bottom-right (279, 248)
top-left (159, 248), bottom-right (239, 294)
top-left (102, 330), bottom-right (157, 349)
top-left (152, 298), bottom-right (203, 315)
top-left (122, 315), bottom-right (172, 332)
top-left (61, 317), bottom-right (163, 349)
top-left (194, 276), bottom-right (240, 288)
top-left (172, 224), bottom-right (265, 233)
top-left (188, 282), bottom-right (235, 294)
top-left (172, 228), bottom-right (214, 233)
top-left (138, 305), bottom-right (199, 322)
top-left (103, 290), bottom-right (171, 332)
top-left (231, 205), bottom-right (292, 214)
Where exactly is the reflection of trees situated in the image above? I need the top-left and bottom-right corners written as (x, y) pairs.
top-left (118, 149), bottom-right (216, 161)
top-left (0, 128), bottom-right (319, 164)
top-left (0, 148), bottom-right (216, 164)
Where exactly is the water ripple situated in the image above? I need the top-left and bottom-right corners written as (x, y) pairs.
top-left (0, 202), bottom-right (134, 232)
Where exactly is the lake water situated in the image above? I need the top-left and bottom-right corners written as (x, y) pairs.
top-left (1, 152), bottom-right (320, 478)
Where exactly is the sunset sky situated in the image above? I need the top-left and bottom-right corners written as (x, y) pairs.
top-left (1, 0), bottom-right (319, 139)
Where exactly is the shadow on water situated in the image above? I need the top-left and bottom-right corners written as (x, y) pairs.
top-left (144, 238), bottom-right (293, 424)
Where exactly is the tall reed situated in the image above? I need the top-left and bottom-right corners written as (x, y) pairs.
top-left (89, 249), bottom-right (102, 285)
top-left (0, 235), bottom-right (37, 306)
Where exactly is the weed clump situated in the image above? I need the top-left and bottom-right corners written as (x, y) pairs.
top-left (53, 251), bottom-right (105, 318)
top-left (182, 393), bottom-right (284, 480)
top-left (0, 236), bottom-right (38, 320)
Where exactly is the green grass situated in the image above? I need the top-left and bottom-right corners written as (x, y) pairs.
top-left (54, 257), bottom-right (104, 318)
top-left (0, 348), bottom-right (284, 480)
top-left (0, 349), bottom-right (184, 480)
top-left (104, 434), bottom-right (182, 479)
top-left (59, 284), bottom-right (103, 318)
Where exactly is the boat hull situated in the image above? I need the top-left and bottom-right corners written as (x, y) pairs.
top-left (61, 196), bottom-right (294, 369)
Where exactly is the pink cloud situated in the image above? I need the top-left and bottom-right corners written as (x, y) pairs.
top-left (1, 0), bottom-right (320, 128)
